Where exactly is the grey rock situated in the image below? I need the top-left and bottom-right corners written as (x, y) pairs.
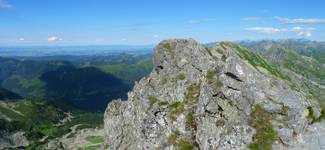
top-left (290, 123), bottom-right (325, 150)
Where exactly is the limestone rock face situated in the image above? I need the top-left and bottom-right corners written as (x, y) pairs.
top-left (103, 39), bottom-right (323, 150)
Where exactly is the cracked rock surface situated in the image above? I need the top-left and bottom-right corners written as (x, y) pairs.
top-left (103, 39), bottom-right (324, 150)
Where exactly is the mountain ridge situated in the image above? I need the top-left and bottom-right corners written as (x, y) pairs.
top-left (103, 39), bottom-right (324, 149)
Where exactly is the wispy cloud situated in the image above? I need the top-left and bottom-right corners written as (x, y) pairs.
top-left (187, 18), bottom-right (216, 24)
top-left (244, 27), bottom-right (288, 34)
top-left (297, 31), bottom-right (312, 37)
top-left (291, 26), bottom-right (315, 31)
top-left (291, 26), bottom-right (315, 37)
top-left (241, 16), bottom-right (325, 24)
top-left (241, 17), bottom-right (265, 22)
top-left (245, 26), bottom-right (316, 37)
top-left (47, 36), bottom-right (62, 42)
top-left (0, 0), bottom-right (12, 9)
top-left (274, 17), bottom-right (325, 24)
top-left (19, 38), bottom-right (25, 41)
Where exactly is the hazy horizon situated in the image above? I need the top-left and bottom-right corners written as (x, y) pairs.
top-left (0, 38), bottom-right (324, 47)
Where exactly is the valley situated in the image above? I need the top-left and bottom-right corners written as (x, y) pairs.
top-left (0, 51), bottom-right (153, 149)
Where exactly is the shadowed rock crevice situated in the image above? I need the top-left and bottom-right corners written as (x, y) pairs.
top-left (224, 72), bottom-right (243, 82)
top-left (227, 86), bottom-right (240, 91)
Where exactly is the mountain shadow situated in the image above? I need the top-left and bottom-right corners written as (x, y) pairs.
top-left (40, 66), bottom-right (129, 111)
top-left (0, 57), bottom-right (72, 98)
top-left (0, 88), bottom-right (22, 101)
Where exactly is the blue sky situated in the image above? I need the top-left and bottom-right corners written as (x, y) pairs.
top-left (0, 0), bottom-right (324, 46)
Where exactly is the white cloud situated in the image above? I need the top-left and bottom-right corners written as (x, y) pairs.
top-left (291, 26), bottom-right (303, 31)
top-left (19, 38), bottom-right (25, 41)
top-left (47, 36), bottom-right (61, 42)
top-left (241, 17), bottom-right (264, 22)
top-left (153, 34), bottom-right (159, 38)
top-left (187, 18), bottom-right (216, 24)
top-left (297, 31), bottom-right (312, 37)
top-left (244, 26), bottom-right (316, 37)
top-left (244, 27), bottom-right (288, 34)
top-left (291, 26), bottom-right (315, 37)
top-left (0, 0), bottom-right (11, 9)
top-left (274, 17), bottom-right (325, 24)
top-left (291, 26), bottom-right (315, 31)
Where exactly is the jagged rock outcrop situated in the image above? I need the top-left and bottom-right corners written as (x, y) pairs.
top-left (103, 39), bottom-right (324, 150)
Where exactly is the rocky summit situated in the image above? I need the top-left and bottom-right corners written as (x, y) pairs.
top-left (103, 39), bottom-right (325, 150)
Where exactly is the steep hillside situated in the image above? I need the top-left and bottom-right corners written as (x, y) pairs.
top-left (103, 39), bottom-right (325, 149)
top-left (239, 40), bottom-right (325, 84)
top-left (97, 59), bottom-right (153, 86)
top-left (238, 40), bottom-right (325, 105)
top-left (0, 57), bottom-right (71, 97)
top-left (40, 66), bottom-right (129, 111)
top-left (74, 54), bottom-right (153, 86)
top-left (0, 99), bottom-right (104, 149)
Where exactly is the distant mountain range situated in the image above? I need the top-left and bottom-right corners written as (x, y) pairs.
top-left (0, 45), bottom-right (153, 57)
top-left (238, 39), bottom-right (325, 64)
